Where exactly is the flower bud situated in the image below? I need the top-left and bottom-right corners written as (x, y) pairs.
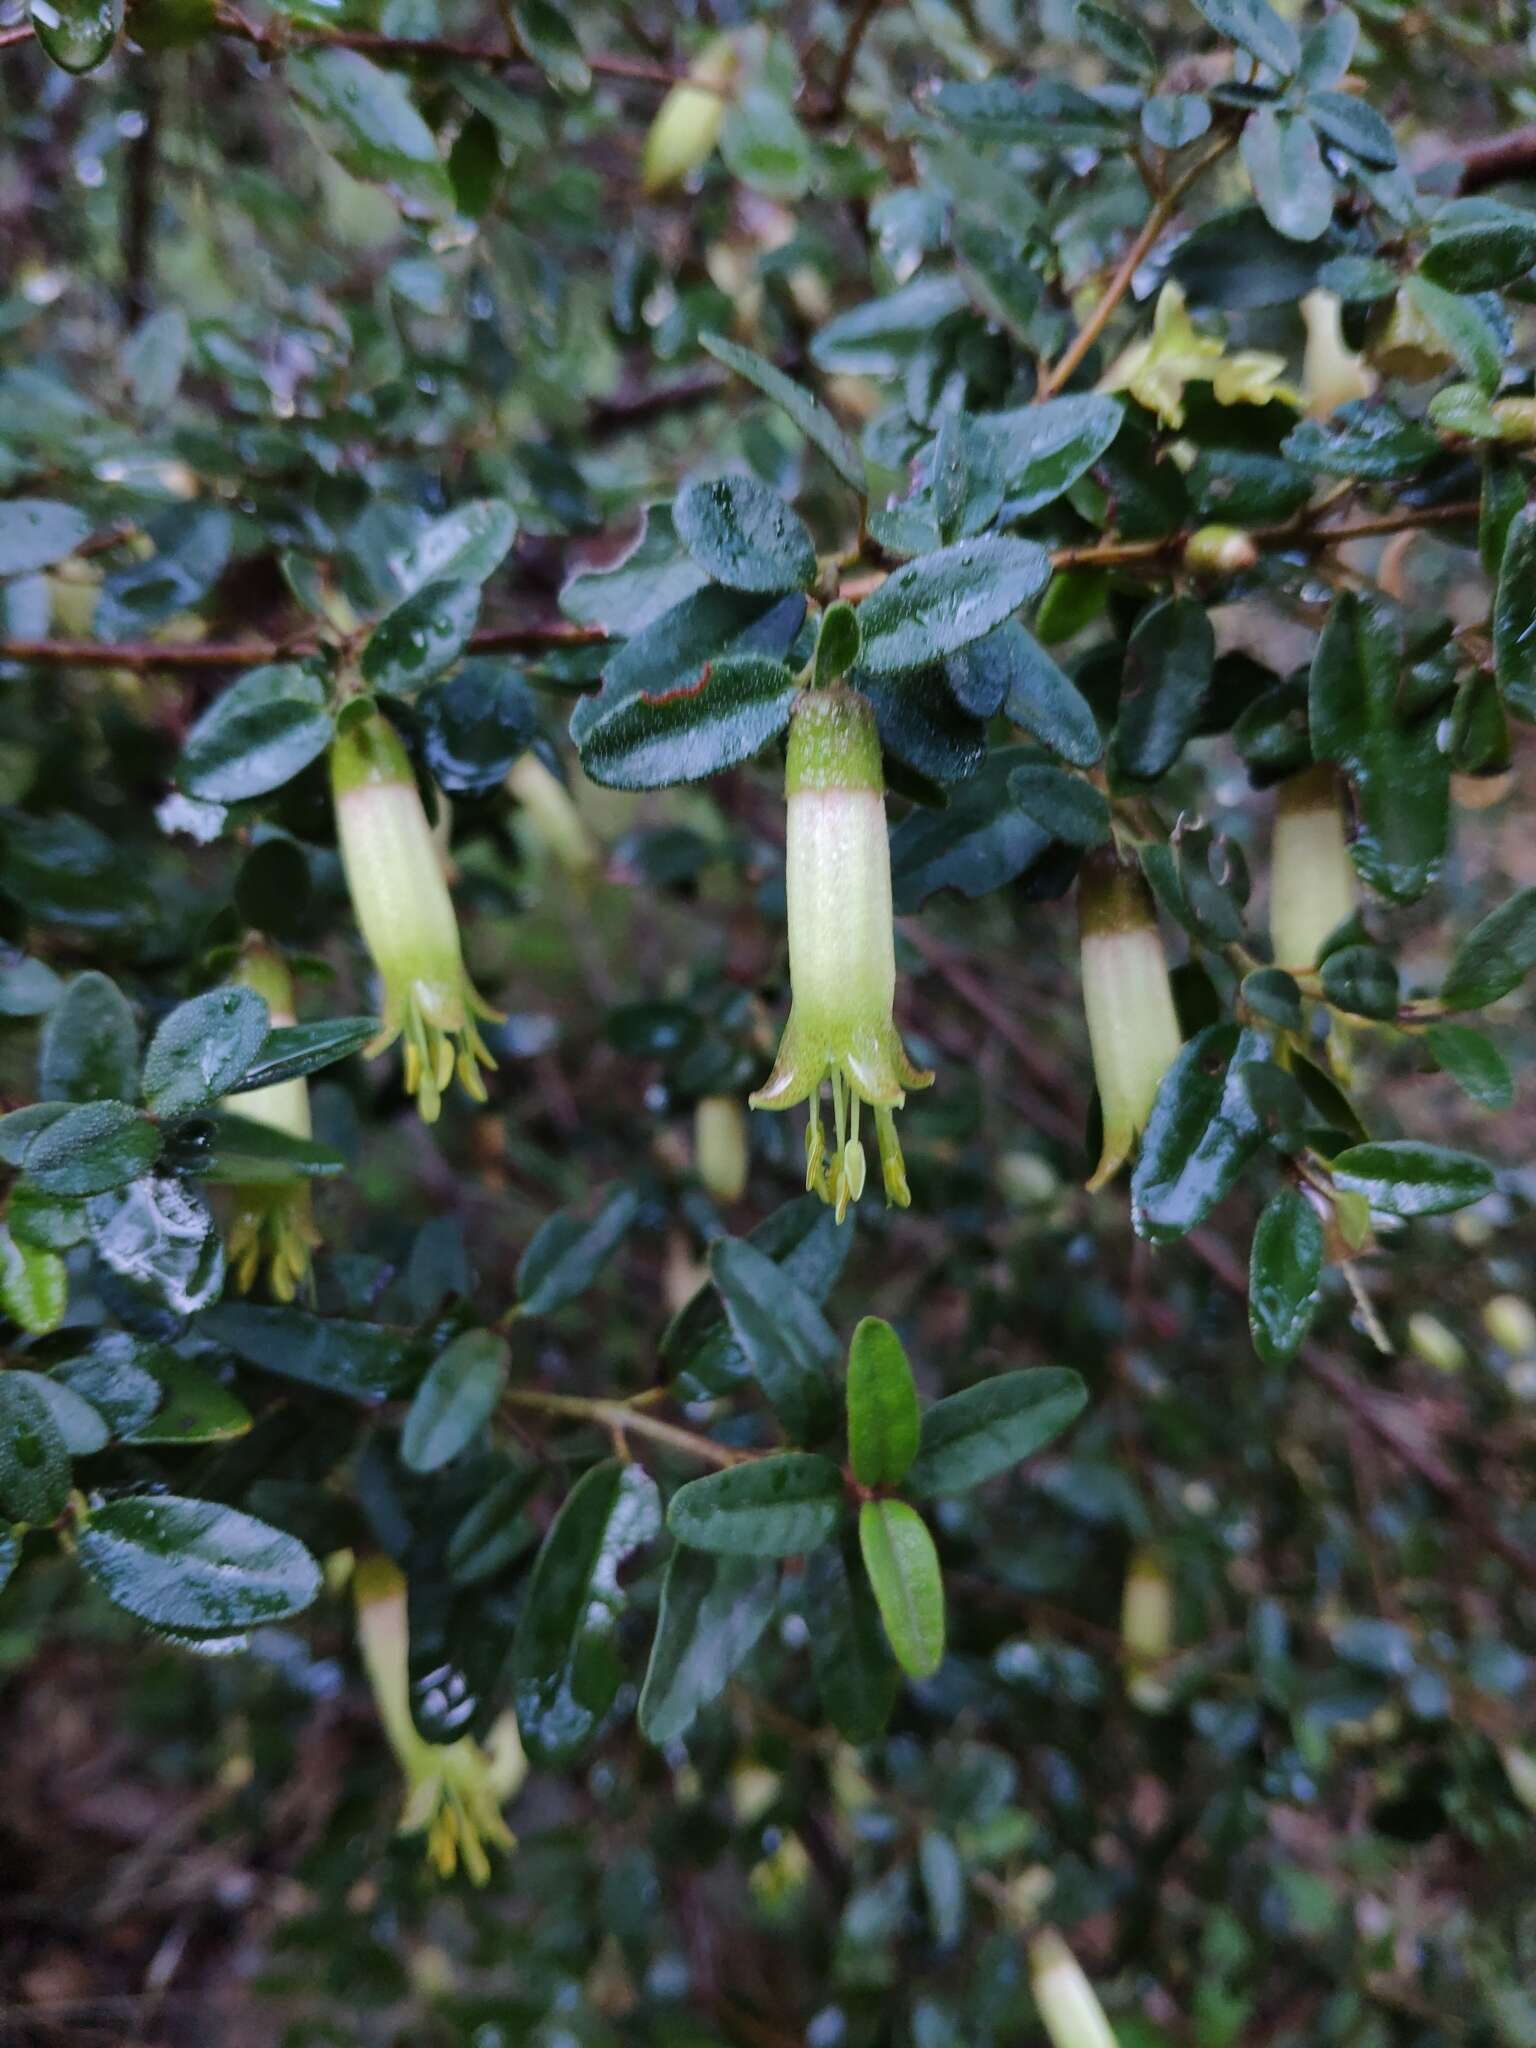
top-left (223, 943), bottom-right (320, 1302)
top-left (1406, 1310), bottom-right (1466, 1375)
top-left (354, 1554), bottom-right (525, 1884)
top-left (1121, 1547), bottom-right (1174, 1714)
top-left (507, 749), bottom-right (600, 877)
top-left (1490, 397), bottom-right (1536, 446)
top-left (750, 687), bottom-right (932, 1221)
top-left (641, 36), bottom-right (737, 195)
top-left (331, 705), bottom-right (500, 1123)
top-left (1078, 849), bottom-right (1182, 1190)
top-left (1483, 1293), bottom-right (1536, 1357)
top-left (1183, 524), bottom-right (1258, 575)
top-left (1300, 288), bottom-right (1377, 418)
top-left (1028, 1929), bottom-right (1118, 2048)
top-left (695, 1094), bottom-right (749, 1203)
top-left (1269, 764), bottom-right (1357, 973)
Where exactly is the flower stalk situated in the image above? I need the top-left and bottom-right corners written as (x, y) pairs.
top-left (1078, 848), bottom-right (1182, 1190)
top-left (331, 704), bottom-right (500, 1123)
top-left (353, 1554), bottom-right (525, 1884)
top-left (223, 943), bottom-right (320, 1301)
top-left (751, 687), bottom-right (931, 1221)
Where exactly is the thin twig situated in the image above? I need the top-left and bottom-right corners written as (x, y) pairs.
top-left (823, 0), bottom-right (883, 120)
top-left (1035, 131), bottom-right (1238, 401)
top-left (503, 1388), bottom-right (753, 1468)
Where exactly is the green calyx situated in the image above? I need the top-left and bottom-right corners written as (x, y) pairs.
top-left (329, 701), bottom-right (415, 799)
top-left (785, 685), bottom-right (884, 797)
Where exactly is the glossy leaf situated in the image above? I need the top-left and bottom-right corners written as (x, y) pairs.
top-left (673, 475), bottom-right (817, 594)
top-left (0, 1371), bottom-right (70, 1522)
top-left (1131, 1025), bottom-right (1270, 1241)
top-left (999, 625), bottom-right (1102, 766)
top-left (200, 1302), bottom-right (414, 1401)
top-left (289, 49), bottom-right (452, 211)
top-left (638, 1548), bottom-right (778, 1744)
top-left (229, 1017), bottom-right (379, 1093)
top-left (1493, 510), bottom-right (1536, 721)
top-left (400, 1331), bottom-right (510, 1474)
top-left (179, 665), bottom-right (333, 803)
top-left (804, 1531), bottom-right (899, 1740)
top-left (517, 1182), bottom-right (643, 1317)
top-left (1248, 1185), bottom-right (1324, 1365)
top-left (965, 397), bottom-right (1123, 520)
top-left (700, 332), bottom-right (865, 491)
top-left (1242, 110), bottom-right (1334, 244)
top-left (907, 1368), bottom-right (1087, 1498)
top-left (859, 1500), bottom-right (945, 1679)
top-left (709, 1237), bottom-right (839, 1447)
top-left (361, 579), bottom-right (481, 690)
top-left (1192, 0), bottom-right (1298, 73)
top-left (389, 499), bottom-right (519, 599)
top-left (667, 1453), bottom-right (844, 1556)
top-left (510, 1459), bottom-right (661, 1763)
top-left (77, 1496), bottom-right (322, 1631)
top-left (846, 1316), bottom-right (922, 1489)
top-left (39, 972), bottom-right (139, 1105)
top-left (0, 1100), bottom-right (160, 1197)
top-left (123, 1353), bottom-right (252, 1444)
top-left (575, 652), bottom-right (799, 791)
top-left (1330, 1141), bottom-right (1494, 1217)
top-left (1111, 596), bottom-right (1216, 782)
top-left (1424, 1022), bottom-right (1513, 1111)
top-left (858, 538), bottom-right (1051, 674)
top-left (142, 986), bottom-right (270, 1117)
top-left (0, 1226), bottom-right (67, 1334)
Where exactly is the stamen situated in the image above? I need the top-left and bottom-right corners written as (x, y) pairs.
top-left (804, 1105), bottom-right (827, 1197)
top-left (875, 1106), bottom-right (911, 1208)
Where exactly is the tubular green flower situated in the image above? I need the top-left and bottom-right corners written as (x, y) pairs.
top-left (223, 943), bottom-right (320, 1303)
top-left (1078, 848), bottom-right (1182, 1190)
top-left (750, 687), bottom-right (932, 1221)
top-left (1270, 763), bottom-right (1357, 972)
top-left (1028, 1929), bottom-right (1118, 2048)
top-left (331, 705), bottom-right (500, 1124)
top-left (354, 1554), bottom-right (525, 1885)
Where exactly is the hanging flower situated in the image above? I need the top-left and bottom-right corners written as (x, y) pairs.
top-left (1098, 281), bottom-right (1299, 430)
top-left (330, 705), bottom-right (500, 1124)
top-left (223, 943), bottom-right (321, 1302)
top-left (641, 35), bottom-right (738, 195)
top-left (1028, 1929), bottom-right (1118, 2048)
top-left (751, 687), bottom-right (932, 1221)
top-left (353, 1555), bottom-right (526, 1885)
top-left (1269, 762), bottom-right (1357, 972)
top-left (1078, 848), bottom-right (1183, 1190)
top-left (1300, 288), bottom-right (1377, 418)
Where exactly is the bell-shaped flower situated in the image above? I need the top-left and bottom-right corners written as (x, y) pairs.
top-left (1099, 281), bottom-right (1298, 429)
top-left (354, 1555), bottom-right (526, 1885)
top-left (330, 705), bottom-right (500, 1124)
top-left (751, 687), bottom-right (932, 1221)
top-left (1301, 287), bottom-right (1377, 418)
top-left (1079, 848), bottom-right (1183, 1189)
top-left (222, 943), bottom-right (320, 1302)
top-left (1270, 762), bottom-right (1357, 971)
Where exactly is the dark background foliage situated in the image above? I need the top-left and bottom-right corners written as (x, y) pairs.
top-left (2, 0), bottom-right (1536, 2042)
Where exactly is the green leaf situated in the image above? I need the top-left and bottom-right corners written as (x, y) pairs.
top-left (511, 0), bottom-right (589, 93)
top-left (709, 1237), bottom-right (839, 1447)
top-left (39, 972), bottom-right (139, 1104)
top-left (228, 1017), bottom-right (379, 1093)
top-left (804, 1531), bottom-right (898, 1740)
top-left (1111, 596), bottom-right (1215, 781)
top-left (0, 1370), bottom-right (70, 1522)
top-left (858, 1499), bottom-right (945, 1680)
top-left (1007, 763), bottom-right (1110, 847)
top-left (574, 652), bottom-right (799, 791)
top-left (1282, 403), bottom-right (1441, 481)
top-left (179, 664), bottom-right (334, 803)
top-left (14, 1369), bottom-right (106, 1454)
top-left (1424, 1022), bottom-right (1513, 1111)
top-left (1305, 91), bottom-right (1396, 170)
top-left (400, 1330), bottom-right (510, 1474)
top-left (187, 1113), bottom-right (345, 1185)
top-left (720, 85), bottom-right (813, 202)
top-left (638, 1548), bottom-right (778, 1744)
top-left (52, 1335), bottom-right (162, 1437)
top-left (1241, 110), bottom-right (1334, 244)
top-left (929, 77), bottom-right (1128, 148)
top-left (809, 274), bottom-right (970, 375)
top-left (1192, 0), bottom-right (1299, 74)
top-left (1075, 0), bottom-right (1155, 74)
top-left (289, 48), bottom-right (452, 212)
top-left (953, 218), bottom-right (1044, 343)
top-left (1248, 1185), bottom-right (1324, 1365)
top-left (0, 953), bottom-right (64, 1019)
top-left (1297, 8), bottom-right (1358, 89)
top-left (77, 1495), bottom-right (322, 1631)
top-left (1493, 511), bottom-right (1536, 721)
top-left (1402, 276), bottom-right (1503, 395)
top-left (889, 744), bottom-right (1060, 913)
top-left (662, 1198), bottom-right (851, 1402)
top-left (86, 1175), bottom-right (225, 1315)
top-left (907, 1368), bottom-right (1087, 1498)
top-left (998, 625), bottom-right (1102, 766)
top-left (1332, 1140), bottom-right (1494, 1217)
top-left (846, 1316), bottom-right (922, 1489)
top-left (1308, 591), bottom-right (1448, 904)
top-left (199, 1302), bottom-right (414, 1401)
top-left (700, 333), bottom-right (864, 492)
top-left (1421, 209), bottom-right (1536, 293)
top-left (1320, 944), bottom-right (1400, 1020)
top-left (667, 1453), bottom-right (844, 1556)
top-left (361, 579), bottom-right (481, 691)
top-left (0, 1100), bottom-right (160, 1197)
top-left (511, 1458), bottom-right (661, 1763)
top-left (1243, 967), bottom-right (1303, 1032)
top-left (1440, 887), bottom-right (1536, 1010)
top-left (0, 497), bottom-right (90, 574)
top-left (858, 538), bottom-right (1051, 674)
top-left (142, 985), bottom-right (271, 1117)
top-left (1142, 94), bottom-right (1212, 150)
top-left (1130, 1025), bottom-right (1270, 1241)
top-left (862, 662), bottom-right (986, 784)
top-left (29, 0), bottom-right (120, 70)
top-left (0, 1225), bottom-right (67, 1334)
top-left (814, 601), bottom-right (861, 686)
top-left (420, 659), bottom-right (538, 795)
top-left (673, 476), bottom-right (817, 595)
top-left (123, 1353), bottom-right (251, 1444)
top-left (517, 1181), bottom-right (643, 1316)
top-left (965, 397), bottom-right (1124, 520)
top-left (391, 500), bottom-right (519, 599)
